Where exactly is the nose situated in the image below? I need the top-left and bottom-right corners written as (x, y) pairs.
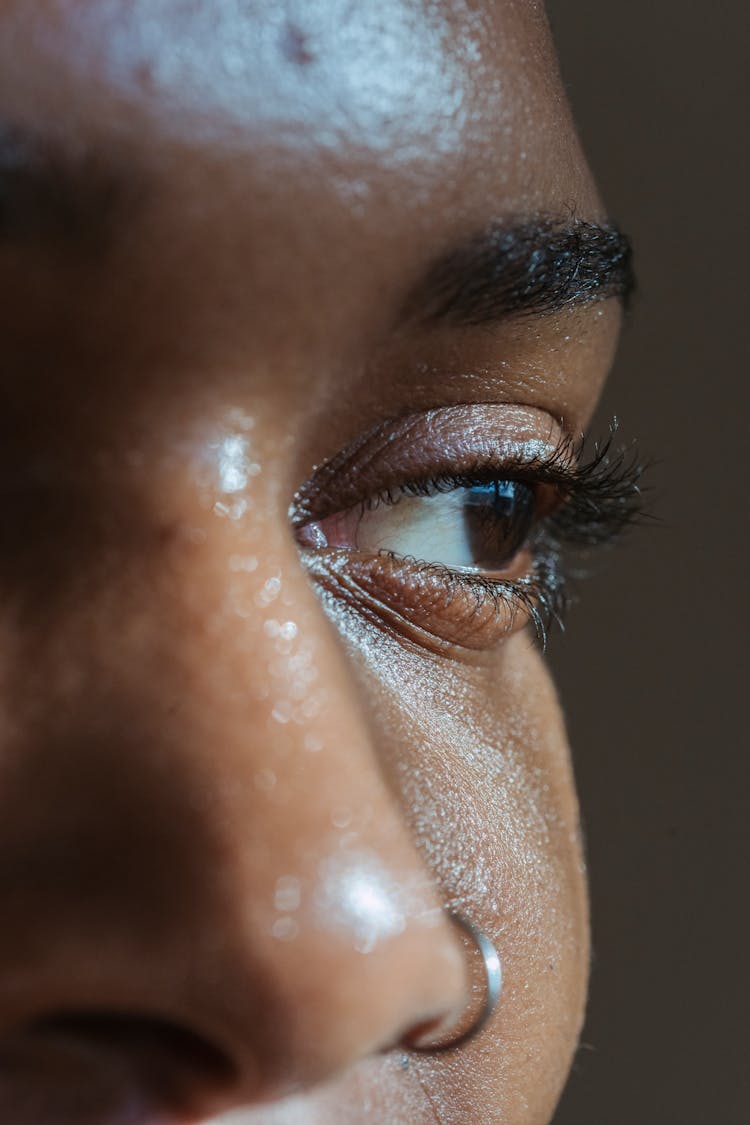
top-left (0, 505), bottom-right (466, 1116)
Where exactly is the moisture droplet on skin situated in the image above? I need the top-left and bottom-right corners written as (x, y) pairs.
top-left (263, 618), bottom-right (299, 645)
top-left (331, 806), bottom-right (352, 829)
top-left (271, 916), bottom-right (300, 942)
top-left (271, 700), bottom-right (294, 724)
top-left (229, 554), bottom-right (259, 573)
top-left (214, 497), bottom-right (252, 519)
top-left (274, 876), bottom-right (302, 913)
top-left (254, 768), bottom-right (277, 792)
top-left (255, 576), bottom-right (282, 607)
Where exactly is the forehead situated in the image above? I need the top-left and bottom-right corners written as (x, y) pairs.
top-left (0, 0), bottom-right (599, 217)
top-left (0, 0), bottom-right (617, 435)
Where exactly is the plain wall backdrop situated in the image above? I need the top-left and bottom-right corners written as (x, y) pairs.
top-left (544, 4), bottom-right (749, 1123)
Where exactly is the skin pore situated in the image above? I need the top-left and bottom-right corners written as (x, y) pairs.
top-left (0, 2), bottom-right (632, 1123)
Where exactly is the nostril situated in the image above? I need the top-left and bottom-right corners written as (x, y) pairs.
top-left (30, 1011), bottom-right (236, 1081)
top-left (0, 1012), bottom-right (238, 1125)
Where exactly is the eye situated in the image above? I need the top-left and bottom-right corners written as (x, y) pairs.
top-left (299, 479), bottom-right (537, 576)
top-left (291, 405), bottom-right (645, 654)
top-left (295, 475), bottom-right (552, 654)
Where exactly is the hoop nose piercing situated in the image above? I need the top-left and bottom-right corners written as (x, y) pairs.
top-left (408, 909), bottom-right (502, 1053)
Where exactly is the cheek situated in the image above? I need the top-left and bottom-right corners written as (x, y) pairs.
top-left (344, 625), bottom-right (589, 1123)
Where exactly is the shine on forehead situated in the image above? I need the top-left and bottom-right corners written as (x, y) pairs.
top-left (0, 0), bottom-right (565, 179)
top-left (1, 1), bottom-right (487, 152)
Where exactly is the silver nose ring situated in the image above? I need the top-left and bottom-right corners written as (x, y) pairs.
top-left (410, 909), bottom-right (503, 1052)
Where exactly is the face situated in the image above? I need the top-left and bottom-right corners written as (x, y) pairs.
top-left (0, 2), bottom-right (633, 1123)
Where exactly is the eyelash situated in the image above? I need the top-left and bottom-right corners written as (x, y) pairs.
top-left (343, 426), bottom-right (647, 649)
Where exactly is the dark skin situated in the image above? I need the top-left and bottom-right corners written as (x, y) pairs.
top-left (0, 2), bottom-right (629, 1122)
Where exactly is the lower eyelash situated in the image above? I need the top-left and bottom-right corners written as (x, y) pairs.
top-left (488, 564), bottom-right (565, 652)
top-left (399, 546), bottom-right (566, 652)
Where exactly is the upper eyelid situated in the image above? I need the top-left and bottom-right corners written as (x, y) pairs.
top-left (292, 404), bottom-right (566, 520)
top-left (377, 431), bottom-right (646, 540)
top-left (294, 440), bottom-right (574, 526)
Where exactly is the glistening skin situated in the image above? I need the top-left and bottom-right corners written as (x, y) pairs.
top-left (0, 2), bottom-right (642, 1123)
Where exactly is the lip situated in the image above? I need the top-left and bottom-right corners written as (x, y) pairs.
top-left (0, 1015), bottom-right (236, 1125)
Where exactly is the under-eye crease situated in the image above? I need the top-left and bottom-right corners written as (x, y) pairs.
top-left (293, 411), bottom-right (645, 652)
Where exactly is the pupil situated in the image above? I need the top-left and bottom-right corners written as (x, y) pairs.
top-left (463, 480), bottom-right (535, 569)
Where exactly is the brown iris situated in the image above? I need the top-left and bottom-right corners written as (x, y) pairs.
top-left (460, 480), bottom-right (536, 571)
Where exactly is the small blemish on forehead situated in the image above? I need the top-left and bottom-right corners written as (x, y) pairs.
top-left (280, 21), bottom-right (315, 67)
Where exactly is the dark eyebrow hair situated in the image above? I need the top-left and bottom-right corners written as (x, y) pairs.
top-left (401, 217), bottom-right (635, 327)
top-left (1, 119), bottom-right (634, 325)
top-left (0, 123), bottom-right (136, 254)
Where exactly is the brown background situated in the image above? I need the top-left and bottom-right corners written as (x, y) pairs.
top-left (544, 4), bottom-right (749, 1123)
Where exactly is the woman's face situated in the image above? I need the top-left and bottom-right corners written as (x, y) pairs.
top-left (0, 2), bottom-right (630, 1122)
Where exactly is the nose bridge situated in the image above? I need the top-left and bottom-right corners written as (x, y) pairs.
top-left (0, 526), bottom-right (466, 1100)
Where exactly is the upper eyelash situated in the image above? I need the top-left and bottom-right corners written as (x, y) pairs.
top-left (529, 427), bottom-right (648, 546)
top-left (363, 423), bottom-right (647, 549)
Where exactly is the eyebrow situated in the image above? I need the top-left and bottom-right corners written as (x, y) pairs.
top-left (0, 123), bottom-right (135, 254)
top-left (401, 217), bottom-right (635, 328)
top-left (0, 121), bottom-right (634, 324)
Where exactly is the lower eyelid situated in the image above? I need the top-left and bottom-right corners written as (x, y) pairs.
top-left (303, 546), bottom-right (544, 654)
